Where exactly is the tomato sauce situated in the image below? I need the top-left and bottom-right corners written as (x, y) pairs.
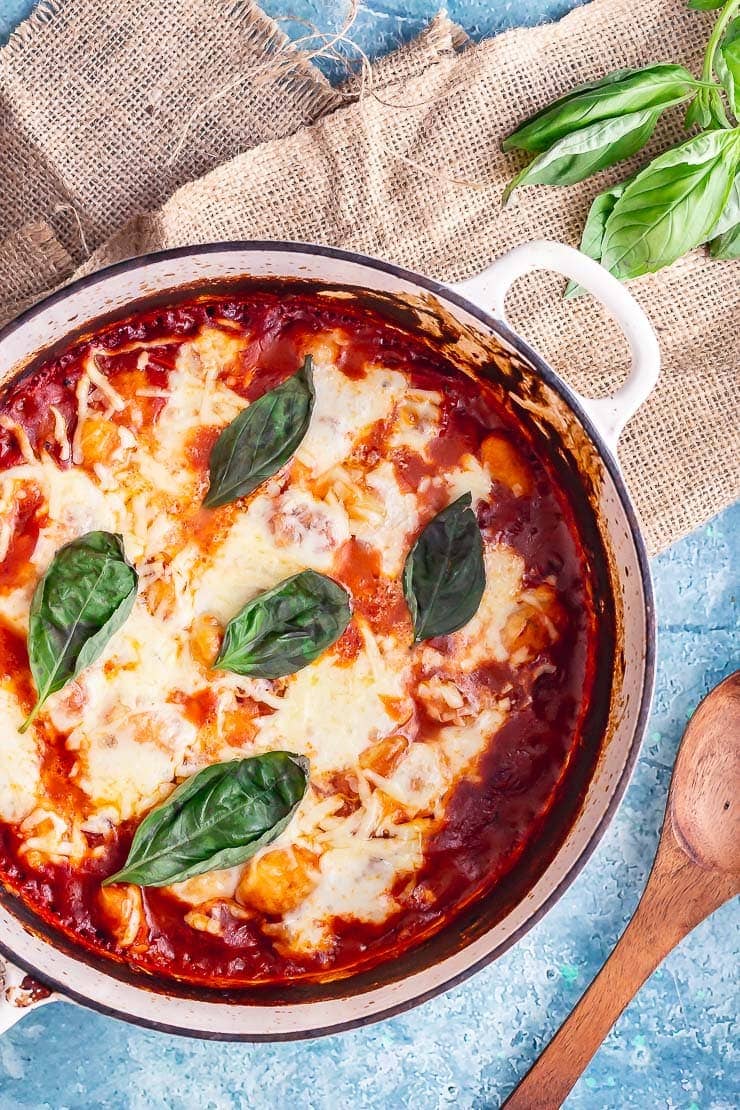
top-left (0, 287), bottom-right (613, 990)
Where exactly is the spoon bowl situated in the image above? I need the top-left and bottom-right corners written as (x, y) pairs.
top-left (670, 671), bottom-right (740, 874)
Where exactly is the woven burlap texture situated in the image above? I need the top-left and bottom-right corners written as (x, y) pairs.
top-left (0, 0), bottom-right (340, 312)
top-left (1, 0), bottom-right (738, 554)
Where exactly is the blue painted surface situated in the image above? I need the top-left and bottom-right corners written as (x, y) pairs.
top-left (259, 0), bottom-right (591, 80)
top-left (2, 0), bottom-right (591, 71)
top-left (0, 1), bottom-right (738, 1107)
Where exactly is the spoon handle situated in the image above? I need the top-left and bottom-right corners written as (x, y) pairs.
top-left (502, 830), bottom-right (736, 1110)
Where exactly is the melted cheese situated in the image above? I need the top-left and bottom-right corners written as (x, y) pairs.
top-left (296, 360), bottom-right (407, 476)
top-left (388, 388), bottom-right (443, 452)
top-left (278, 836), bottom-right (423, 955)
top-left (253, 626), bottom-right (411, 773)
top-left (442, 546), bottom-right (527, 671)
top-left (352, 461), bottom-right (420, 576)
top-left (46, 601), bottom-right (201, 822)
top-left (152, 330), bottom-right (245, 454)
top-left (444, 454), bottom-right (493, 507)
top-left (2, 461), bottom-right (122, 569)
top-left (78, 721), bottom-right (181, 822)
top-left (194, 493), bottom-right (314, 623)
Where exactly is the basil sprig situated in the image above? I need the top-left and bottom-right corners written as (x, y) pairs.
top-left (403, 493), bottom-right (485, 643)
top-left (215, 570), bottom-right (352, 679)
top-left (502, 0), bottom-right (740, 285)
top-left (600, 129), bottom-right (740, 279)
top-left (502, 109), bottom-right (662, 202)
top-left (20, 531), bottom-right (137, 732)
top-left (204, 355), bottom-right (315, 509)
top-left (502, 66), bottom-right (697, 154)
top-left (105, 752), bottom-right (309, 887)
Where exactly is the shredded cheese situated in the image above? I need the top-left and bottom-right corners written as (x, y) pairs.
top-left (88, 359), bottom-right (126, 412)
top-left (49, 405), bottom-right (71, 461)
top-left (0, 415), bottom-right (35, 465)
top-left (71, 369), bottom-right (91, 464)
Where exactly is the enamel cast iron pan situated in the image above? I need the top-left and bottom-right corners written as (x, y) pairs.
top-left (0, 240), bottom-right (658, 1040)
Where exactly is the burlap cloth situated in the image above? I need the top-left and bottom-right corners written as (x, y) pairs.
top-left (0, 0), bottom-right (738, 554)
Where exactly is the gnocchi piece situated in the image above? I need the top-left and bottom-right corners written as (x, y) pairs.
top-left (236, 846), bottom-right (318, 916)
top-left (184, 899), bottom-right (253, 937)
top-left (502, 584), bottom-right (563, 663)
top-left (190, 613), bottom-right (223, 668)
top-left (143, 572), bottom-right (178, 621)
top-left (480, 434), bottom-right (532, 497)
top-left (79, 416), bottom-right (122, 466)
top-left (359, 733), bottom-right (409, 776)
top-left (416, 675), bottom-right (477, 724)
top-left (98, 884), bottom-right (146, 948)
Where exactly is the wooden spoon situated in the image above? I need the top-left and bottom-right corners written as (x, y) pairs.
top-left (503, 671), bottom-right (740, 1110)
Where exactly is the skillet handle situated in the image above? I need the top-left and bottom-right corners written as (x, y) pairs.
top-left (0, 955), bottom-right (57, 1034)
top-left (452, 240), bottom-right (660, 453)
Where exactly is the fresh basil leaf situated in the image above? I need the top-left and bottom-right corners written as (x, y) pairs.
top-left (20, 531), bottom-right (137, 732)
top-left (502, 65), bottom-right (697, 154)
top-left (709, 218), bottom-right (740, 257)
top-left (204, 355), bottom-right (315, 509)
top-left (601, 128), bottom-right (740, 280)
top-left (708, 170), bottom-right (740, 237)
top-left (688, 0), bottom-right (724, 10)
top-left (105, 752), bottom-right (309, 887)
top-left (403, 493), bottom-right (485, 643)
top-left (716, 18), bottom-right (740, 118)
top-left (684, 93), bottom-right (711, 130)
top-left (503, 109), bottom-right (659, 204)
top-left (709, 87), bottom-right (734, 128)
top-left (565, 182), bottom-right (629, 298)
top-left (215, 570), bottom-right (352, 679)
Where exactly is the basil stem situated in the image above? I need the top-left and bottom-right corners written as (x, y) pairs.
top-left (688, 0), bottom-right (740, 127)
top-left (703, 0), bottom-right (740, 89)
top-left (715, 16), bottom-right (740, 118)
